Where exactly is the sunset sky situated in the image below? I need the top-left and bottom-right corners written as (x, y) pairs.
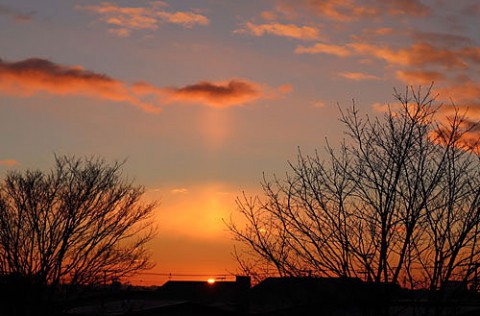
top-left (1, 0), bottom-right (479, 285)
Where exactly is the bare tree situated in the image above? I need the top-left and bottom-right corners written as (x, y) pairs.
top-left (0, 155), bottom-right (156, 315)
top-left (227, 85), bottom-right (480, 291)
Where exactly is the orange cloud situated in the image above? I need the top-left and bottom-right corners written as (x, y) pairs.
top-left (260, 11), bottom-right (278, 20)
top-left (427, 77), bottom-right (480, 146)
top-left (339, 72), bottom-right (381, 80)
top-left (396, 70), bottom-right (445, 84)
top-left (133, 79), bottom-right (263, 108)
top-left (295, 43), bottom-right (351, 56)
top-left (384, 0), bottom-right (430, 16)
top-left (301, 0), bottom-right (378, 21)
top-left (156, 11), bottom-right (209, 28)
top-left (365, 27), bottom-right (396, 36)
top-left (411, 31), bottom-right (472, 48)
top-left (349, 42), bottom-right (467, 68)
top-left (371, 102), bottom-right (404, 113)
top-left (297, 41), bottom-right (478, 70)
top-left (0, 159), bottom-right (18, 167)
top-left (431, 104), bottom-right (480, 152)
top-left (164, 80), bottom-right (262, 108)
top-left (170, 188), bottom-right (189, 195)
top-left (0, 58), bottom-right (160, 113)
top-left (273, 0), bottom-right (430, 22)
top-left (78, 2), bottom-right (209, 37)
top-left (437, 78), bottom-right (480, 106)
top-left (239, 22), bottom-right (321, 41)
top-left (0, 58), bottom-right (267, 112)
top-left (278, 83), bottom-right (293, 94)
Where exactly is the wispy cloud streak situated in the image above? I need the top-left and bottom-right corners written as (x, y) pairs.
top-left (237, 22), bottom-right (321, 41)
top-left (78, 2), bottom-right (209, 37)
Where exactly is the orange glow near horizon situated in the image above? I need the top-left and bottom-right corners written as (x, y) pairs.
top-left (130, 183), bottom-right (258, 286)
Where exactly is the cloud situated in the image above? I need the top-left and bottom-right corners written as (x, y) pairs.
top-left (339, 72), bottom-right (381, 80)
top-left (0, 57), bottom-right (160, 113)
top-left (363, 27), bottom-right (396, 37)
top-left (411, 31), bottom-right (472, 49)
top-left (371, 102), bottom-right (408, 114)
top-left (0, 57), bottom-right (267, 112)
top-left (238, 22), bottom-right (321, 41)
top-left (0, 4), bottom-right (35, 22)
top-left (423, 77), bottom-right (480, 145)
top-left (108, 28), bottom-right (131, 38)
top-left (171, 188), bottom-right (189, 195)
top-left (437, 77), bottom-right (480, 106)
top-left (278, 83), bottom-right (293, 94)
top-left (297, 41), bottom-right (480, 70)
top-left (260, 11), bottom-right (278, 21)
top-left (383, 0), bottom-right (430, 16)
top-left (299, 0), bottom-right (378, 21)
top-left (349, 42), bottom-right (470, 69)
top-left (156, 11), bottom-right (209, 27)
top-left (133, 79), bottom-right (263, 108)
top-left (396, 70), bottom-right (445, 84)
top-left (78, 2), bottom-right (209, 37)
top-left (0, 159), bottom-right (18, 167)
top-left (272, 0), bottom-right (430, 22)
top-left (163, 80), bottom-right (262, 108)
top-left (371, 102), bottom-right (388, 113)
top-left (295, 43), bottom-right (351, 56)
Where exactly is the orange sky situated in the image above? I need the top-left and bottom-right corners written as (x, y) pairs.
top-left (1, 0), bottom-right (479, 285)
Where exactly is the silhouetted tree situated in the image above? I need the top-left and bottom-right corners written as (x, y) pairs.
top-left (228, 86), bottom-right (480, 292)
top-left (0, 155), bottom-right (156, 315)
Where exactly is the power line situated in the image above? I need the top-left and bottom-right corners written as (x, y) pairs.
top-left (136, 272), bottom-right (233, 277)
